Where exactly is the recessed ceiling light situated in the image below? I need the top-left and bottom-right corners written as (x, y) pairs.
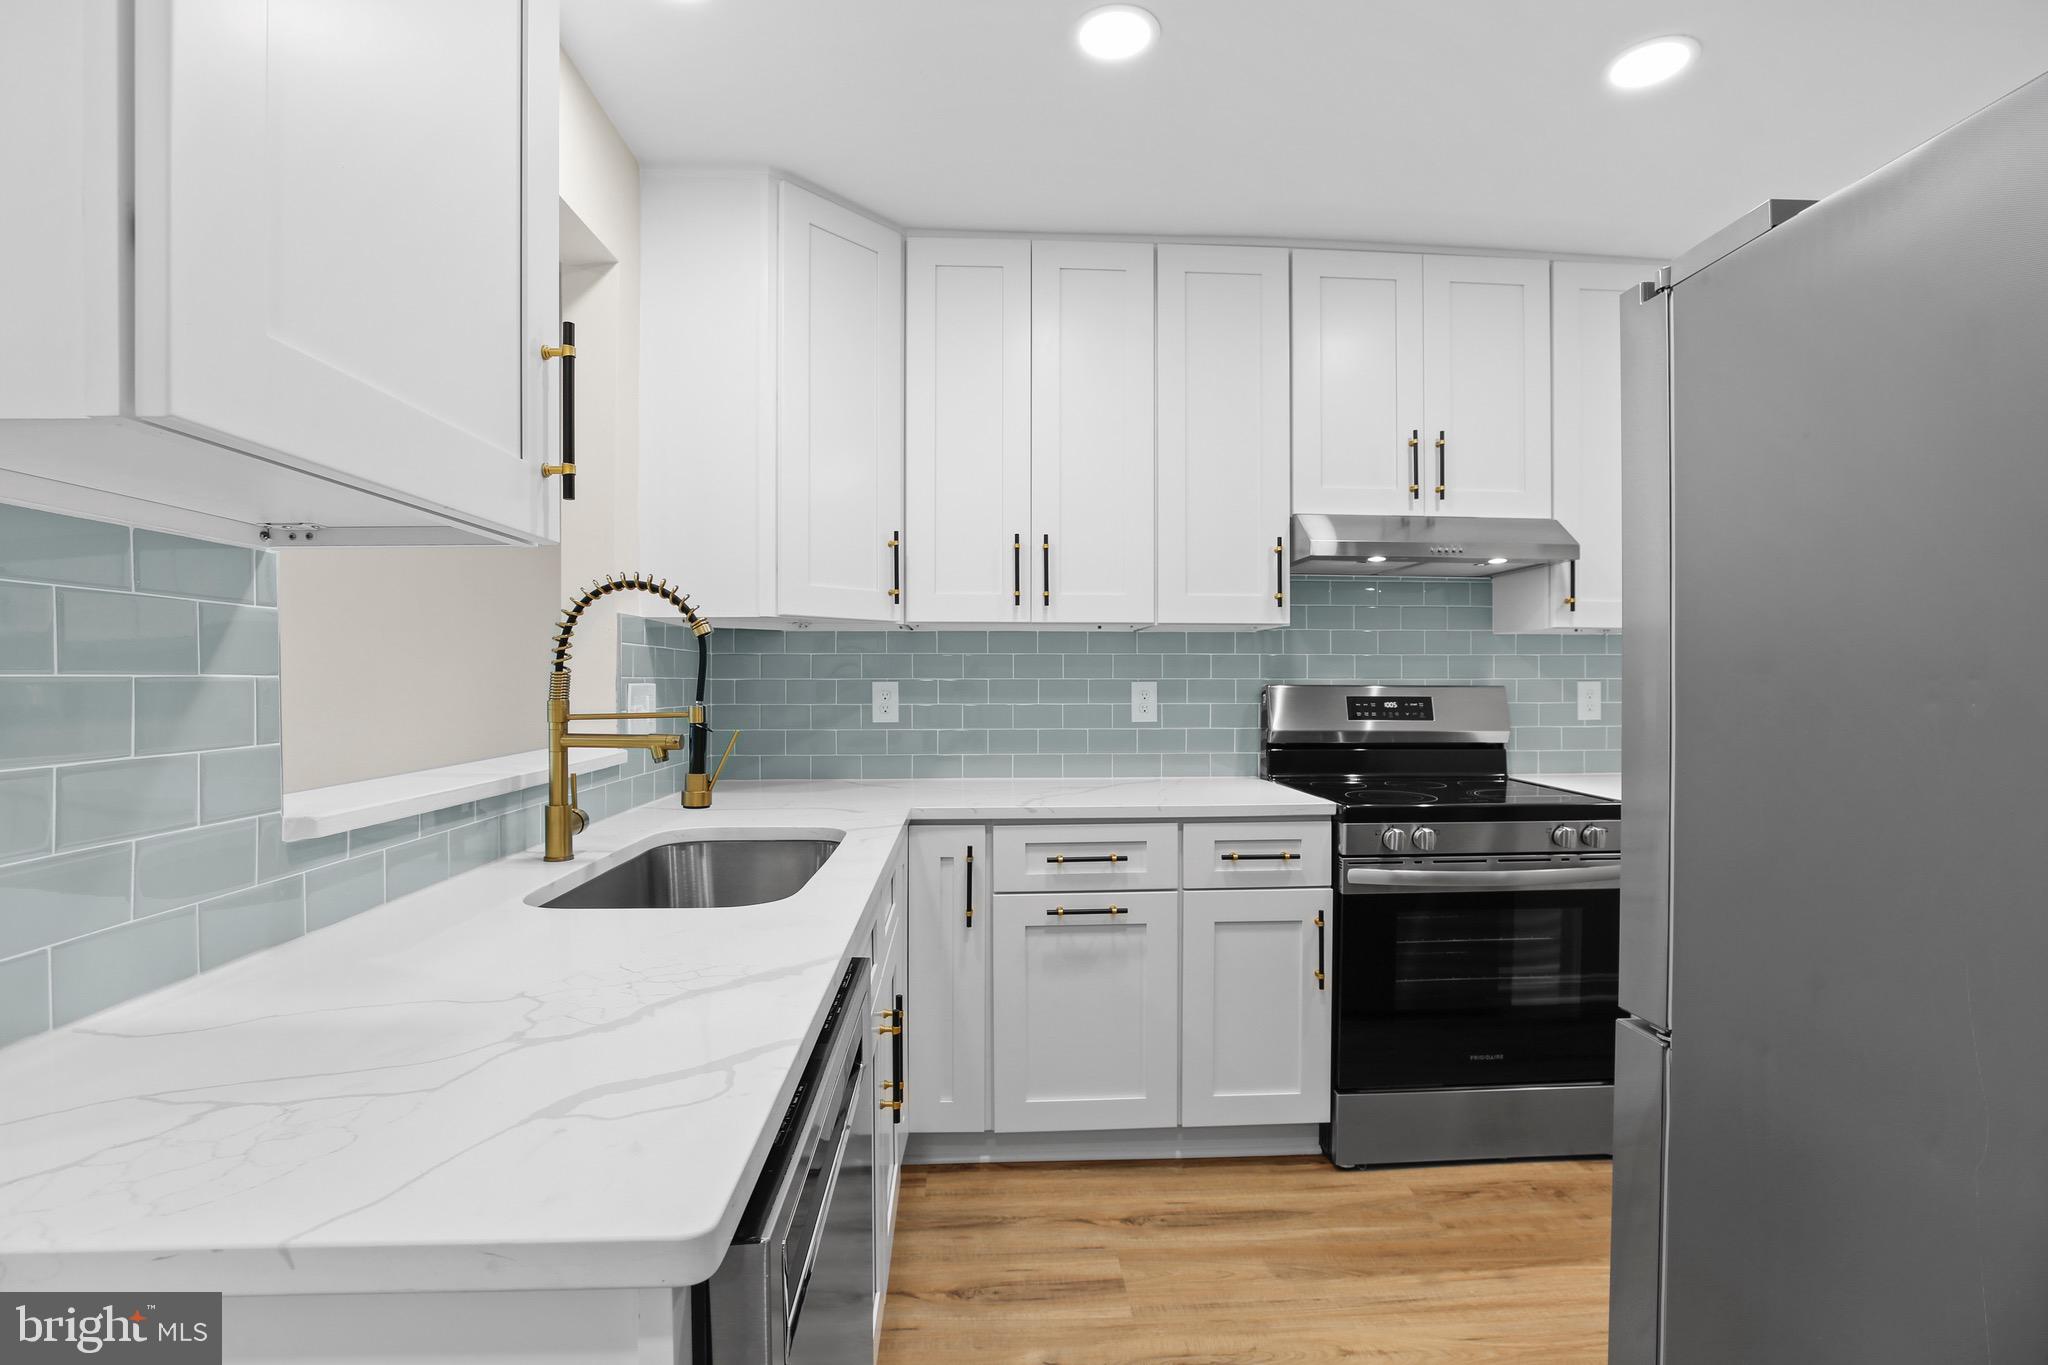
top-left (1076, 5), bottom-right (1159, 62)
top-left (1606, 35), bottom-right (1699, 91)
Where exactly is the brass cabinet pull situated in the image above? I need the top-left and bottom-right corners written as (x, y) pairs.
top-left (1314, 912), bottom-right (1327, 991)
top-left (1041, 534), bottom-right (1051, 607)
top-left (1273, 536), bottom-right (1285, 607)
top-left (880, 1100), bottom-right (904, 1112)
top-left (1047, 852), bottom-right (1122, 865)
top-left (964, 845), bottom-right (975, 928)
top-left (888, 532), bottom-right (902, 601)
top-left (877, 1023), bottom-right (902, 1036)
top-left (1225, 850), bottom-right (1296, 862)
top-left (1434, 431), bottom-right (1447, 499)
top-left (1047, 905), bottom-right (1124, 917)
top-left (1012, 534), bottom-right (1022, 606)
top-left (1566, 559), bottom-right (1578, 613)
top-left (1407, 429), bottom-right (1421, 499)
top-left (542, 321), bottom-right (576, 501)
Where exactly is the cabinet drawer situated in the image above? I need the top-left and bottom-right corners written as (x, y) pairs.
top-left (992, 823), bottom-right (1179, 893)
top-left (1181, 820), bottom-right (1331, 889)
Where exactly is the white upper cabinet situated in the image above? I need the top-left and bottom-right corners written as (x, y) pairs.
top-left (1420, 254), bottom-right (1553, 518)
top-left (777, 183), bottom-right (905, 622)
top-left (1494, 261), bottom-right (1646, 633)
top-left (905, 239), bottom-right (1031, 624)
top-left (0, 0), bottom-right (561, 546)
top-left (1030, 241), bottom-right (1156, 624)
top-left (1291, 250), bottom-right (1425, 517)
top-left (1157, 246), bottom-right (1291, 626)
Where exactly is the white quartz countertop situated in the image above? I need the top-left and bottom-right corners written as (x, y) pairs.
top-left (0, 777), bottom-right (1329, 1298)
top-left (1524, 772), bottom-right (1622, 800)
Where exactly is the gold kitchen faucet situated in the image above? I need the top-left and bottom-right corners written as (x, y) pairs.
top-left (544, 574), bottom-right (738, 861)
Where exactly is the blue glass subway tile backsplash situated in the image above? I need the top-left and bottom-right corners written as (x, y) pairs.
top-left (0, 501), bottom-right (691, 1050)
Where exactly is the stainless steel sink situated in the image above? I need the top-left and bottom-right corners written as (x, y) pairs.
top-left (540, 837), bottom-right (840, 909)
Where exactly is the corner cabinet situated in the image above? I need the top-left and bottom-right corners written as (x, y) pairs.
top-left (868, 838), bottom-right (908, 1335)
top-left (640, 173), bottom-right (904, 625)
top-left (1493, 261), bottom-right (1648, 633)
top-left (1156, 246), bottom-right (1292, 626)
top-left (0, 0), bottom-right (562, 547)
top-left (1293, 250), bottom-right (1550, 521)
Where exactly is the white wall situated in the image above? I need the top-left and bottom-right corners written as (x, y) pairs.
top-left (276, 52), bottom-right (644, 792)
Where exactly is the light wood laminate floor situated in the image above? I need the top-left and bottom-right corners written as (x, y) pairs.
top-left (880, 1155), bottom-right (1610, 1364)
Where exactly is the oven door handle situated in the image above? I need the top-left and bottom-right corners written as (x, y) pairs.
top-left (1343, 863), bottom-right (1621, 892)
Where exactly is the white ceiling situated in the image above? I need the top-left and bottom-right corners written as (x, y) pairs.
top-left (562, 0), bottom-right (2048, 260)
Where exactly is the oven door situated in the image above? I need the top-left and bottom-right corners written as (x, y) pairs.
top-left (1336, 857), bottom-right (1621, 1091)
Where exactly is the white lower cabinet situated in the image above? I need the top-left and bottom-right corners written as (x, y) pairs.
top-left (871, 846), bottom-right (907, 1332)
top-left (905, 826), bottom-right (990, 1133)
top-left (1181, 889), bottom-right (1332, 1126)
top-left (991, 890), bottom-right (1181, 1132)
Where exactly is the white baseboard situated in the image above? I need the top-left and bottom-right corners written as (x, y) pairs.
top-left (906, 1124), bottom-right (1323, 1166)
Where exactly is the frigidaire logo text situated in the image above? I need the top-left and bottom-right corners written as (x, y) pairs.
top-left (13, 1303), bottom-right (209, 1355)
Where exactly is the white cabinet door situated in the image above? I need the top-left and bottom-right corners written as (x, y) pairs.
top-left (871, 849), bottom-right (907, 1331)
top-left (1181, 889), bottom-right (1331, 1126)
top-left (1290, 250), bottom-right (1425, 516)
top-left (992, 891), bottom-right (1179, 1132)
top-left (905, 239), bottom-right (1031, 624)
top-left (1420, 255), bottom-right (1552, 518)
top-left (1157, 246), bottom-right (1291, 626)
top-left (1495, 262), bottom-right (1644, 632)
top-left (130, 0), bottom-right (558, 543)
top-left (1030, 241), bottom-right (1155, 624)
top-left (777, 182), bottom-right (904, 622)
top-left (906, 826), bottom-right (990, 1134)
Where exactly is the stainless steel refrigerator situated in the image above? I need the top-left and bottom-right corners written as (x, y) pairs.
top-left (1608, 71), bottom-right (2048, 1365)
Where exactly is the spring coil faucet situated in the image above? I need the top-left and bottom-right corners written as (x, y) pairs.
top-left (544, 574), bottom-right (737, 861)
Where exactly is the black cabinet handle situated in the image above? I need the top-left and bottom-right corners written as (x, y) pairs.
top-left (1273, 536), bottom-right (1285, 609)
top-left (1046, 905), bottom-right (1124, 918)
top-left (964, 845), bottom-right (974, 927)
top-left (1012, 534), bottom-right (1022, 606)
top-left (1224, 850), bottom-right (1296, 862)
top-left (1434, 430), bottom-right (1447, 500)
top-left (1566, 560), bottom-right (1578, 613)
top-left (887, 532), bottom-right (901, 602)
top-left (1041, 535), bottom-right (1051, 607)
top-left (541, 320), bottom-right (577, 500)
top-left (1315, 912), bottom-right (1326, 990)
top-left (1407, 429), bottom-right (1420, 501)
top-left (1046, 852), bottom-right (1123, 865)
top-left (890, 991), bottom-right (905, 1123)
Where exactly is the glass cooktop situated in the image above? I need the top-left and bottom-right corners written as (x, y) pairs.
top-left (1275, 774), bottom-right (1615, 812)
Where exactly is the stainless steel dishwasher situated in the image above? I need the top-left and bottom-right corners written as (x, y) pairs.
top-left (701, 958), bottom-right (874, 1364)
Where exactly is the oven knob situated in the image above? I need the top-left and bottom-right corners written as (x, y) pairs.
top-left (1412, 827), bottom-right (1439, 852)
top-left (1380, 827), bottom-right (1407, 852)
top-left (1581, 825), bottom-right (1609, 850)
top-left (1551, 824), bottom-right (1580, 849)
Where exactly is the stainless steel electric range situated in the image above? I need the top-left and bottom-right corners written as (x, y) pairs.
top-left (1260, 683), bottom-right (1621, 1168)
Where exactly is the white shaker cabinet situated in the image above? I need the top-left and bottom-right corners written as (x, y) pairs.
top-left (991, 891), bottom-right (1180, 1131)
top-left (639, 173), bottom-right (903, 624)
top-left (1030, 241), bottom-right (1156, 624)
top-left (778, 183), bottom-right (905, 622)
top-left (904, 240), bottom-right (1032, 623)
top-left (1291, 250), bottom-right (1426, 517)
top-left (1181, 889), bottom-right (1332, 1126)
top-left (1157, 246), bottom-right (1292, 626)
top-left (1419, 254), bottom-right (1553, 519)
top-left (0, 0), bottom-right (561, 546)
top-left (1494, 261), bottom-right (1647, 633)
top-left (869, 842), bottom-right (908, 1331)
top-left (905, 827), bottom-right (991, 1134)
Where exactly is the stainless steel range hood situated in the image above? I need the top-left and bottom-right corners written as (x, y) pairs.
top-left (1290, 513), bottom-right (1580, 577)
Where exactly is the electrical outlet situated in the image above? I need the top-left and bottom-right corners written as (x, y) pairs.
top-left (627, 683), bottom-right (658, 734)
top-left (1576, 680), bottom-right (1604, 721)
top-left (872, 680), bottom-right (900, 724)
top-left (1131, 681), bottom-right (1158, 723)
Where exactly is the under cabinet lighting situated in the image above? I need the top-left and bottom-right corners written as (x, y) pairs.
top-left (1366, 555), bottom-right (1389, 564)
top-left (1606, 36), bottom-right (1699, 90)
top-left (1076, 5), bottom-right (1159, 62)
top-left (1487, 557), bottom-right (1510, 565)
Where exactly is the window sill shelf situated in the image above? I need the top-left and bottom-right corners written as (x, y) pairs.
top-left (281, 748), bottom-right (627, 843)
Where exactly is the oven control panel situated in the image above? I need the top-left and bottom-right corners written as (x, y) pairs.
top-left (1340, 820), bottom-right (1621, 858)
top-left (1348, 695), bottom-right (1434, 721)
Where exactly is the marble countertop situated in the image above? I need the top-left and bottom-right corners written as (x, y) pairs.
top-left (0, 778), bottom-right (1329, 1298)
top-left (1524, 772), bottom-right (1622, 800)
